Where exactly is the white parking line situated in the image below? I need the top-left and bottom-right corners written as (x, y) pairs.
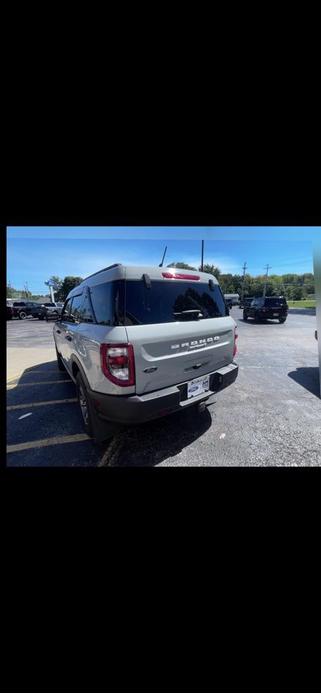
top-left (7, 433), bottom-right (90, 454)
top-left (7, 398), bottom-right (78, 411)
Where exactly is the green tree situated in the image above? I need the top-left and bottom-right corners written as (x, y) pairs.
top-left (289, 286), bottom-right (303, 300)
top-left (200, 264), bottom-right (222, 280)
top-left (56, 276), bottom-right (83, 301)
top-left (6, 284), bottom-right (15, 298)
top-left (219, 274), bottom-right (234, 293)
top-left (167, 262), bottom-right (197, 270)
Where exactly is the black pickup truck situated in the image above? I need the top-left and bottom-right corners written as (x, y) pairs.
top-left (243, 296), bottom-right (288, 323)
top-left (11, 301), bottom-right (43, 320)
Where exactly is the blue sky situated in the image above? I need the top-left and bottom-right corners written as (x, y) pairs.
top-left (7, 227), bottom-right (321, 293)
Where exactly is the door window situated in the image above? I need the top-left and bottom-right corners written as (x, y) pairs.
top-left (79, 291), bottom-right (94, 323)
top-left (70, 294), bottom-right (84, 323)
top-left (61, 298), bottom-right (73, 321)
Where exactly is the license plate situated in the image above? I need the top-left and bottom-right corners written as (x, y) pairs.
top-left (187, 374), bottom-right (210, 399)
top-left (273, 313), bottom-right (279, 316)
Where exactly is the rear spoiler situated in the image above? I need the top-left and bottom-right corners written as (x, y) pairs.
top-left (142, 273), bottom-right (216, 289)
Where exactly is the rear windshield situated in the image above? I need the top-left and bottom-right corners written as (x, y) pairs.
top-left (88, 279), bottom-right (227, 326)
top-left (264, 297), bottom-right (286, 306)
top-left (123, 280), bottom-right (227, 325)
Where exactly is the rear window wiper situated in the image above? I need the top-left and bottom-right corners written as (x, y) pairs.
top-left (173, 309), bottom-right (204, 319)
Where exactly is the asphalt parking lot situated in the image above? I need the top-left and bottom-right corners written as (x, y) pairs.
top-left (6, 309), bottom-right (321, 466)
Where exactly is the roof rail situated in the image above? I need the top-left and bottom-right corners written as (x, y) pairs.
top-left (83, 263), bottom-right (122, 282)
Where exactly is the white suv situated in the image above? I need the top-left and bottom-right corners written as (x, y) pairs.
top-left (53, 264), bottom-right (238, 441)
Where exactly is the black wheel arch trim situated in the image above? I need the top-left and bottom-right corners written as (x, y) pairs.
top-left (69, 354), bottom-right (92, 392)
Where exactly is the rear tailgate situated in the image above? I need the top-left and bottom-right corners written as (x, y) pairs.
top-left (125, 317), bottom-right (235, 395)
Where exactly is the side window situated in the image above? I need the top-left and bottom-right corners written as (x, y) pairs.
top-left (90, 282), bottom-right (113, 325)
top-left (69, 294), bottom-right (84, 323)
top-left (61, 298), bottom-right (73, 321)
top-left (80, 291), bottom-right (94, 323)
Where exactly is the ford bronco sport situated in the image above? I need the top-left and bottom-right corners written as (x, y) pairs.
top-left (53, 265), bottom-right (239, 441)
top-left (243, 296), bottom-right (288, 323)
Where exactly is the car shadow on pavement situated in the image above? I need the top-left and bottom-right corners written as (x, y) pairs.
top-left (108, 405), bottom-right (213, 466)
top-left (288, 367), bottom-right (320, 397)
top-left (240, 318), bottom-right (281, 324)
top-left (7, 360), bottom-right (103, 467)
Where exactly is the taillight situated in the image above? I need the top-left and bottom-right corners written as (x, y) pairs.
top-left (100, 343), bottom-right (135, 386)
top-left (162, 272), bottom-right (200, 280)
top-left (233, 329), bottom-right (238, 358)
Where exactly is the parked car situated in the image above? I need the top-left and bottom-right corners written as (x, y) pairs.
top-left (239, 296), bottom-right (254, 309)
top-left (53, 264), bottom-right (239, 442)
top-left (224, 293), bottom-right (240, 308)
top-left (38, 302), bottom-right (63, 320)
top-left (243, 296), bottom-right (288, 323)
top-left (7, 304), bottom-right (13, 320)
top-left (11, 301), bottom-right (43, 320)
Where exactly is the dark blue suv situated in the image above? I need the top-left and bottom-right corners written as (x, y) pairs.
top-left (243, 296), bottom-right (288, 323)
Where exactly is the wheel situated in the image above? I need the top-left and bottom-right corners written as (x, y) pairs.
top-left (243, 311), bottom-right (248, 321)
top-left (76, 373), bottom-right (93, 437)
top-left (55, 346), bottom-right (65, 372)
top-left (19, 311), bottom-right (27, 320)
top-left (38, 316), bottom-right (42, 320)
top-left (279, 317), bottom-right (286, 323)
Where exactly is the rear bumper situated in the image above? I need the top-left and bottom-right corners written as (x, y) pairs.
top-left (263, 310), bottom-right (287, 318)
top-left (248, 310), bottom-right (288, 319)
top-left (87, 362), bottom-right (239, 426)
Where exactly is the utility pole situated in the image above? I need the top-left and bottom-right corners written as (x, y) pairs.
top-left (241, 261), bottom-right (247, 304)
top-left (263, 264), bottom-right (272, 298)
top-left (201, 240), bottom-right (204, 271)
top-left (45, 280), bottom-right (55, 303)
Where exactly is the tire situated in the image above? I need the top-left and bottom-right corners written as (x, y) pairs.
top-left (243, 311), bottom-right (248, 321)
top-left (19, 311), bottom-right (27, 320)
top-left (279, 317), bottom-right (286, 323)
top-left (76, 372), bottom-right (93, 437)
top-left (55, 346), bottom-right (65, 372)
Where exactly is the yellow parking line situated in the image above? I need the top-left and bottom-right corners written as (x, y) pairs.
top-left (7, 375), bottom-right (22, 384)
top-left (7, 398), bottom-right (78, 411)
top-left (23, 370), bottom-right (59, 374)
top-left (7, 433), bottom-right (90, 454)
